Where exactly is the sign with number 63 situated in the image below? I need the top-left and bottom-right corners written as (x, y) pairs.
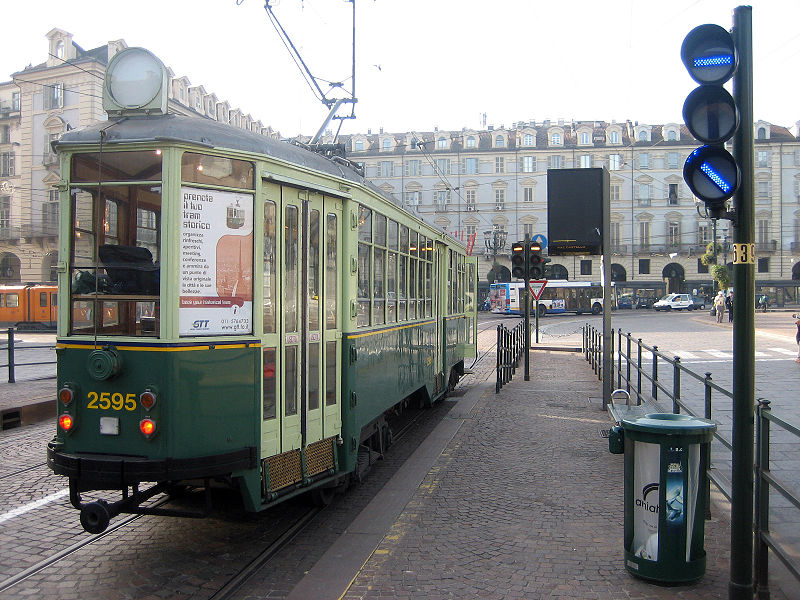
top-left (732, 243), bottom-right (756, 264)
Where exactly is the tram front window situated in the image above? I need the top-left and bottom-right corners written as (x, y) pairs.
top-left (69, 151), bottom-right (162, 336)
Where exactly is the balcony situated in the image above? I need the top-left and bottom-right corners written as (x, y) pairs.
top-left (633, 245), bottom-right (665, 255)
top-left (791, 241), bottom-right (800, 255)
top-left (610, 244), bottom-right (627, 255)
top-left (0, 225), bottom-right (20, 242)
top-left (21, 222), bottom-right (58, 240)
top-left (756, 240), bottom-right (777, 253)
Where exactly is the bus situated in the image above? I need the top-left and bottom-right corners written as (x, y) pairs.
top-left (489, 280), bottom-right (615, 317)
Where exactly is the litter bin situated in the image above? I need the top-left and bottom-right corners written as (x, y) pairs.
top-left (620, 413), bottom-right (716, 583)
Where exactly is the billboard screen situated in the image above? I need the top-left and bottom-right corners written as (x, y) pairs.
top-left (547, 168), bottom-right (608, 256)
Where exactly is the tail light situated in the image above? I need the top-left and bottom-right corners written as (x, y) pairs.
top-left (139, 418), bottom-right (156, 439)
top-left (140, 389), bottom-right (157, 410)
top-left (58, 386), bottom-right (74, 406)
top-left (59, 413), bottom-right (74, 432)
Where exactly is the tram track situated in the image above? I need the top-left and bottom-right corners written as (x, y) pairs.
top-left (0, 461), bottom-right (47, 481)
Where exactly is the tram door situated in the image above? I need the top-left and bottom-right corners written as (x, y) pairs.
top-left (281, 190), bottom-right (341, 452)
top-left (433, 241), bottom-right (446, 396)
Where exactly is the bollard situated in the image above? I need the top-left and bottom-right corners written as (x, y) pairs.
top-left (7, 327), bottom-right (15, 384)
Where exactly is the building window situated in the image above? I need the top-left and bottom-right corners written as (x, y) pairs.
top-left (382, 138), bottom-right (391, 151)
top-left (551, 133), bottom-right (562, 145)
top-left (523, 187), bottom-right (534, 203)
top-left (405, 191), bottom-right (420, 206)
top-left (437, 137), bottom-right (447, 149)
top-left (12, 92), bottom-right (20, 111)
top-left (581, 132), bottom-right (591, 145)
top-left (435, 158), bottom-right (451, 176)
top-left (354, 140), bottom-right (364, 151)
top-left (464, 157), bottom-right (478, 174)
top-left (757, 127), bottom-right (767, 140)
top-left (668, 183), bottom-right (679, 205)
top-left (757, 219), bottom-right (770, 245)
top-left (609, 154), bottom-right (622, 171)
top-left (0, 196), bottom-right (9, 230)
top-left (667, 130), bottom-right (678, 141)
top-left (638, 131), bottom-right (648, 142)
top-left (434, 189), bottom-right (451, 208)
top-left (0, 152), bottom-right (14, 177)
top-left (580, 155), bottom-right (592, 168)
top-left (522, 156), bottom-right (535, 173)
top-left (404, 160), bottom-right (421, 176)
top-left (697, 258), bottom-right (709, 274)
top-left (494, 189), bottom-right (505, 210)
top-left (638, 153), bottom-right (650, 169)
top-left (667, 221), bottom-right (680, 247)
top-left (639, 258), bottom-right (650, 275)
top-left (0, 125), bottom-right (9, 144)
top-left (465, 189), bottom-right (476, 210)
top-left (523, 223), bottom-right (535, 238)
top-left (44, 82), bottom-right (64, 110)
top-left (549, 155), bottom-right (563, 169)
top-left (523, 133), bottom-right (534, 146)
top-left (668, 152), bottom-right (680, 169)
top-left (580, 259), bottom-right (592, 275)
top-left (610, 222), bottom-right (621, 247)
top-left (757, 181), bottom-right (770, 199)
top-left (639, 221), bottom-right (651, 248)
top-left (757, 151), bottom-right (769, 168)
top-left (610, 185), bottom-right (620, 201)
top-left (465, 135), bottom-right (476, 148)
top-left (495, 135), bottom-right (505, 148)
top-left (609, 131), bottom-right (619, 144)
top-left (698, 223), bottom-right (711, 245)
top-left (757, 257), bottom-right (769, 273)
top-left (638, 183), bottom-right (651, 206)
top-left (379, 161), bottom-right (394, 177)
top-left (495, 157), bottom-right (504, 174)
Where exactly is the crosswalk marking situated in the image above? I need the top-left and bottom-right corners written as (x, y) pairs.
top-left (770, 348), bottom-right (798, 356)
top-left (616, 347), bottom-right (798, 362)
top-left (705, 350), bottom-right (733, 359)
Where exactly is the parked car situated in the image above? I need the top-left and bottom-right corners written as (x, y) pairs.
top-left (653, 293), bottom-right (693, 311)
top-left (617, 295), bottom-right (634, 309)
top-left (690, 296), bottom-right (707, 310)
top-left (635, 296), bottom-right (655, 309)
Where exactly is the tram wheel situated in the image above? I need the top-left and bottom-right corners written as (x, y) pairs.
top-left (310, 486), bottom-right (336, 507)
top-left (80, 501), bottom-right (111, 534)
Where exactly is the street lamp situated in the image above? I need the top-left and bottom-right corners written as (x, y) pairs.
top-left (484, 229), bottom-right (507, 283)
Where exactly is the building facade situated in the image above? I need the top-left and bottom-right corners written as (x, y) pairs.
top-left (0, 28), bottom-right (279, 285)
top-left (338, 119), bottom-right (800, 305)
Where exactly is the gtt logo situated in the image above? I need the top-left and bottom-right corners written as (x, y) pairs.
top-left (192, 319), bottom-right (210, 330)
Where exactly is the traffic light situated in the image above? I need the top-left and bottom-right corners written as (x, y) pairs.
top-left (511, 241), bottom-right (526, 279)
top-left (681, 23), bottom-right (740, 219)
top-left (528, 242), bottom-right (543, 279)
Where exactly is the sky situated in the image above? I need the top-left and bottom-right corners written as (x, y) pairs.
top-left (3, 0), bottom-right (799, 138)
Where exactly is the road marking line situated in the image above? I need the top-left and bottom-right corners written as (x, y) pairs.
top-left (0, 489), bottom-right (69, 524)
top-left (770, 348), bottom-right (798, 356)
top-left (705, 350), bottom-right (733, 358)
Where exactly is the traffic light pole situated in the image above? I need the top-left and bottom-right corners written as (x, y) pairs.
top-left (523, 234), bottom-right (531, 381)
top-left (729, 6), bottom-right (754, 599)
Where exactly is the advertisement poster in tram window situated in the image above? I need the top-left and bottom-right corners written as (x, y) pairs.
top-left (179, 187), bottom-right (253, 336)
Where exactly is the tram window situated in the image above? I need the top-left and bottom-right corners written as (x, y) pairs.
top-left (387, 251), bottom-right (397, 323)
top-left (52, 293), bottom-right (58, 307)
top-left (308, 209), bottom-right (320, 331)
top-left (181, 153), bottom-right (254, 189)
top-left (308, 343), bottom-right (320, 411)
top-left (0, 295), bottom-right (4, 308)
top-left (448, 250), bottom-right (454, 314)
top-left (358, 206), bottom-right (371, 243)
top-left (263, 200), bottom-right (276, 334)
top-left (410, 231), bottom-right (418, 257)
top-left (72, 190), bottom-right (95, 261)
top-left (325, 341), bottom-right (337, 406)
top-left (6, 293), bottom-right (18, 308)
top-left (374, 213), bottom-right (387, 247)
top-left (325, 214), bottom-right (337, 330)
top-left (40, 292), bottom-right (47, 308)
top-left (284, 205), bottom-right (298, 333)
top-left (373, 247), bottom-right (385, 325)
top-left (263, 348), bottom-right (276, 420)
top-left (387, 219), bottom-right (398, 250)
top-left (71, 151), bottom-right (162, 182)
top-left (398, 254), bottom-right (407, 321)
top-left (357, 242), bottom-right (370, 327)
top-left (425, 262), bottom-right (432, 317)
top-left (400, 225), bottom-right (409, 253)
top-left (409, 257), bottom-right (417, 319)
top-left (285, 346), bottom-right (297, 416)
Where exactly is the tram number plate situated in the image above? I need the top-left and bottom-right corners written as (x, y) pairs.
top-left (732, 243), bottom-right (755, 264)
top-left (86, 391), bottom-right (137, 411)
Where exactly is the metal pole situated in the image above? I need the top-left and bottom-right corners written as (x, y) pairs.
top-left (524, 234), bottom-right (530, 381)
top-left (729, 6), bottom-right (755, 599)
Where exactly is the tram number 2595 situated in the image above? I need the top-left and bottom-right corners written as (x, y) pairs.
top-left (87, 391), bottom-right (137, 411)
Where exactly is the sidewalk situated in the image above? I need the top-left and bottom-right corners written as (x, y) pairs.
top-left (0, 377), bottom-right (56, 430)
top-left (291, 349), bottom-right (792, 600)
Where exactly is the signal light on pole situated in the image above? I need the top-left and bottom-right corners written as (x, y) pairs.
top-left (528, 242), bottom-right (543, 279)
top-left (511, 241), bottom-right (526, 279)
top-left (681, 23), bottom-right (740, 219)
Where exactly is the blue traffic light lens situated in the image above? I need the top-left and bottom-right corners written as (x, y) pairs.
top-left (693, 54), bottom-right (734, 68)
top-left (700, 161), bottom-right (732, 193)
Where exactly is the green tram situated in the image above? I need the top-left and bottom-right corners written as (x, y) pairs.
top-left (47, 48), bottom-right (477, 533)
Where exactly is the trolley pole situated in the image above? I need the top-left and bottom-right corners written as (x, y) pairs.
top-left (524, 233), bottom-right (531, 381)
top-left (729, 6), bottom-right (755, 599)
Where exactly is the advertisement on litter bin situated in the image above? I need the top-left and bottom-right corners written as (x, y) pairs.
top-left (632, 441), bottom-right (701, 562)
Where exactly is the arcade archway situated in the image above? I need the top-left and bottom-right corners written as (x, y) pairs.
top-left (662, 262), bottom-right (685, 294)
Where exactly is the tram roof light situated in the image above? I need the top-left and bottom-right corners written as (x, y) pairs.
top-left (103, 47), bottom-right (168, 117)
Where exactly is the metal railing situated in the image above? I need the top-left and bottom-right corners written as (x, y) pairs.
top-left (495, 321), bottom-right (525, 393)
top-left (0, 327), bottom-right (57, 383)
top-left (583, 323), bottom-right (800, 594)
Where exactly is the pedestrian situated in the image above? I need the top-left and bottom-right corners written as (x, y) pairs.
top-left (714, 292), bottom-right (725, 323)
top-left (794, 313), bottom-right (800, 363)
top-left (726, 292), bottom-right (733, 323)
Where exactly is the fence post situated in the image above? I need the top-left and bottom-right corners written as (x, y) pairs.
top-left (636, 339), bottom-right (643, 405)
top-left (626, 333), bottom-right (632, 396)
top-left (7, 327), bottom-right (15, 384)
top-left (651, 345), bottom-right (658, 402)
top-left (754, 398), bottom-right (771, 599)
top-left (617, 328), bottom-right (622, 391)
top-left (496, 325), bottom-right (501, 394)
top-left (672, 356), bottom-right (681, 414)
